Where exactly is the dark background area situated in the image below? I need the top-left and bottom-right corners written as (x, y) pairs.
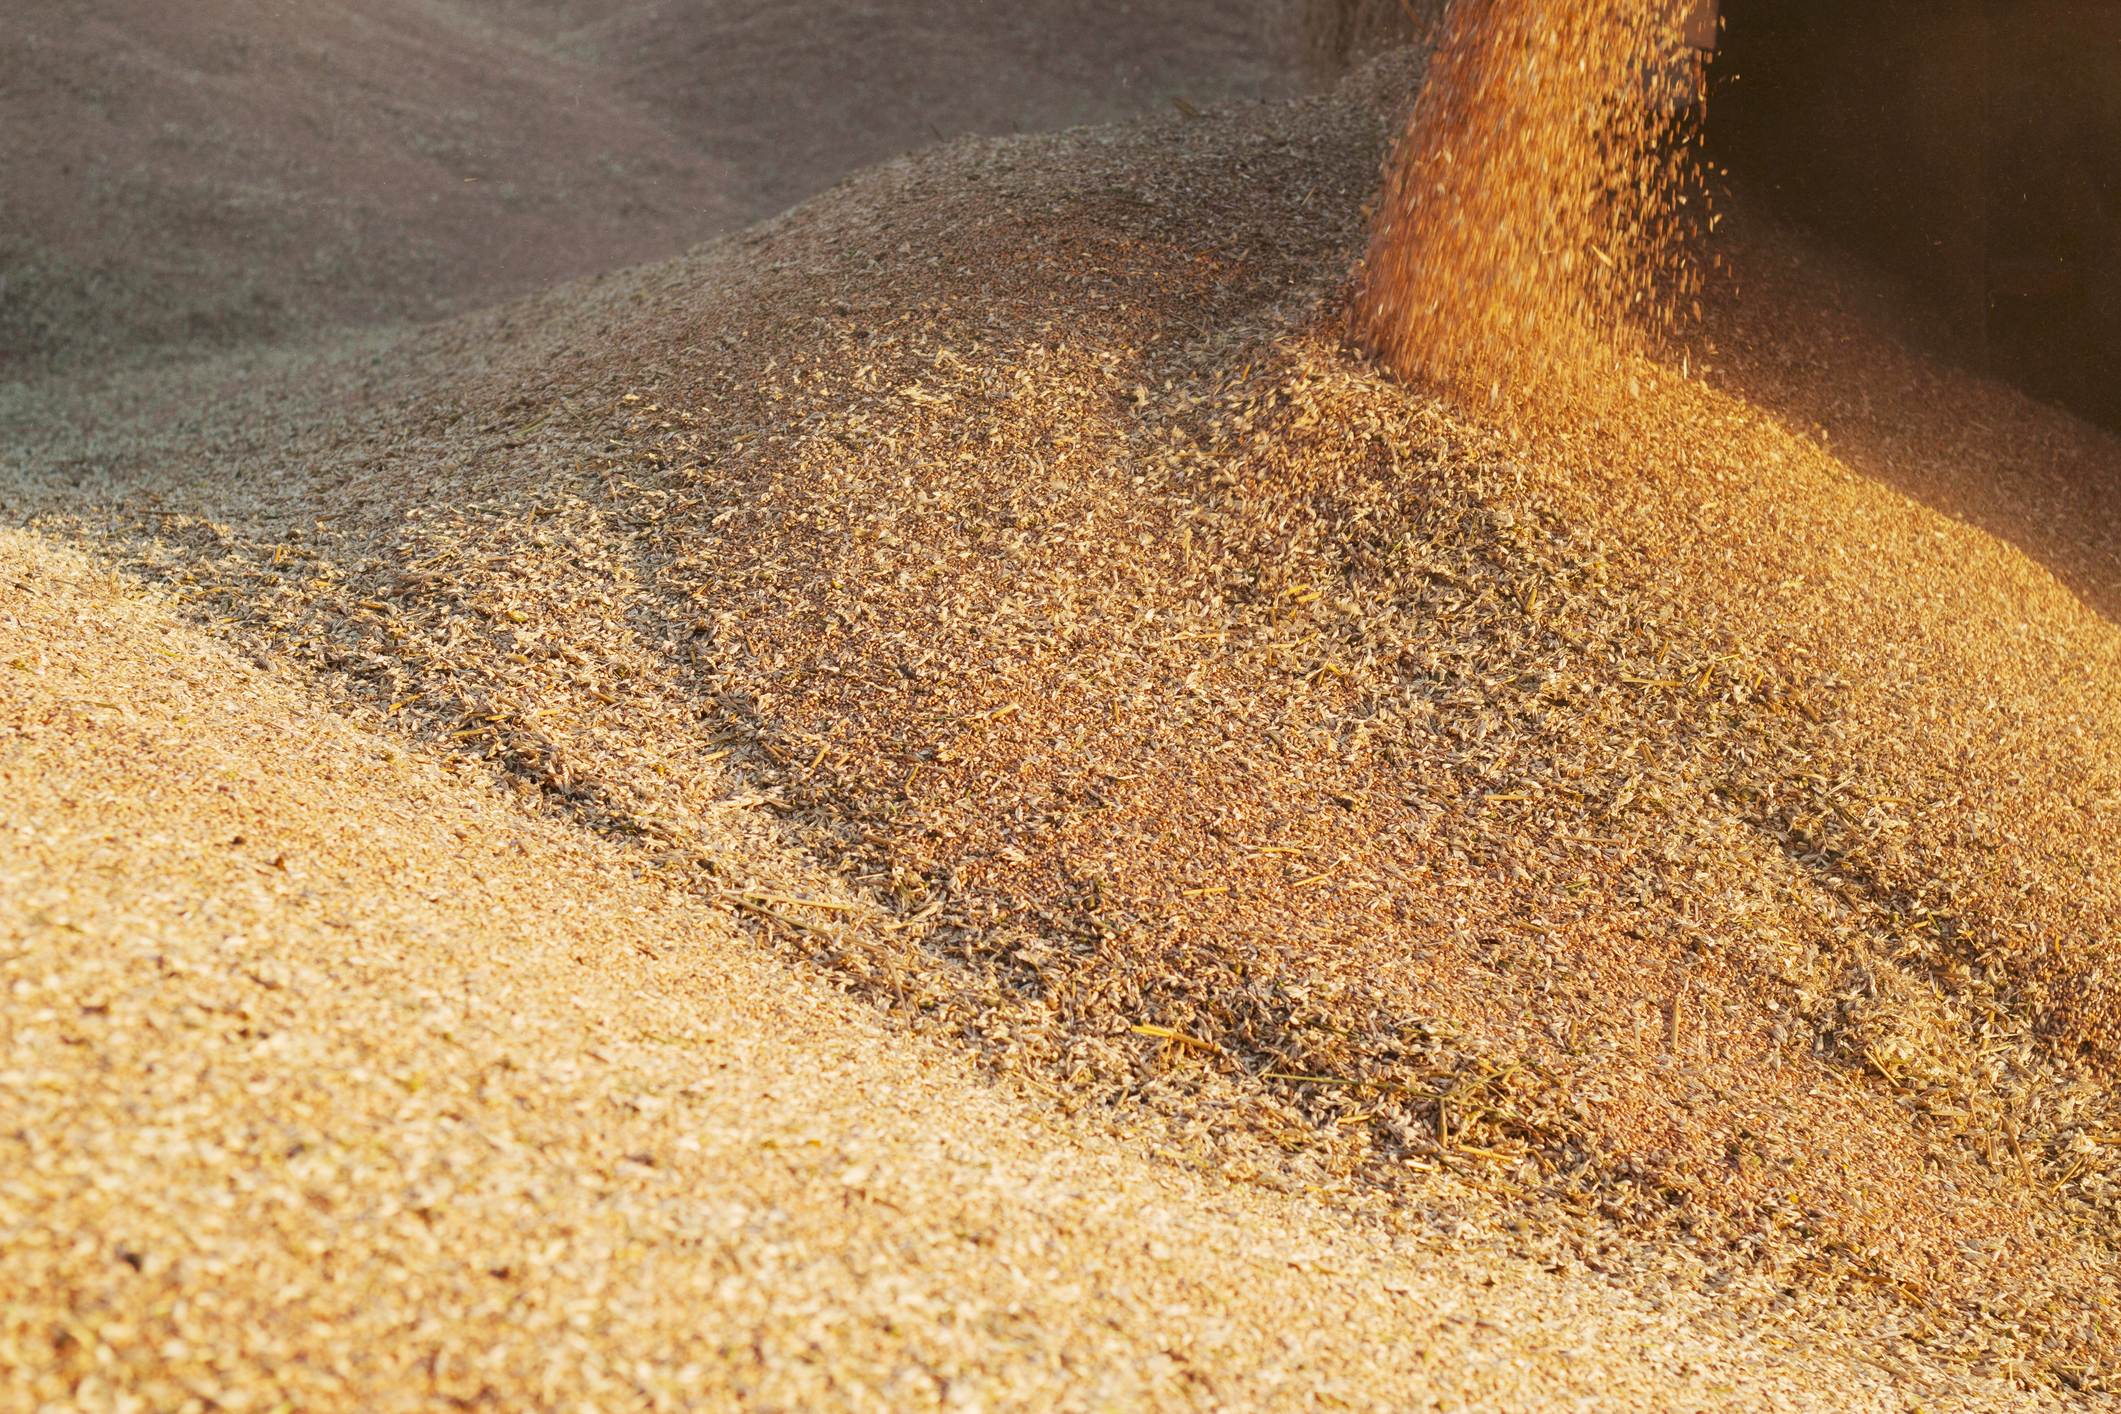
top-left (1705, 0), bottom-right (2121, 430)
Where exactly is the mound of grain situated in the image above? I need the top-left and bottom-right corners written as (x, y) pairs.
top-left (19, 528), bottom-right (1984, 1413)
top-left (9, 50), bottom-right (2120, 1400)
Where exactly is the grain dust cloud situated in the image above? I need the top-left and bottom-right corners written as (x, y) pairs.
top-left (1357, 0), bottom-right (1717, 410)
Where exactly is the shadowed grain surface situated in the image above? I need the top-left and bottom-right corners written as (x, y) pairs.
top-left (0, 0), bottom-right (1288, 376)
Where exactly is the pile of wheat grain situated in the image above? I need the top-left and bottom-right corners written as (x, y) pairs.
top-left (8, 48), bottom-right (2121, 1398)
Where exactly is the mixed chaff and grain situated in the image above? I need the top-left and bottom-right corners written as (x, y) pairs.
top-left (7, 26), bottom-right (2121, 1399)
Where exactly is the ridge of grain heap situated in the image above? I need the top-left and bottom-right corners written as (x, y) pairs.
top-left (1358, 0), bottom-right (1705, 409)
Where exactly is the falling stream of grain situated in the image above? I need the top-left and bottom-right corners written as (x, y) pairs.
top-left (1359, 0), bottom-right (1707, 410)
